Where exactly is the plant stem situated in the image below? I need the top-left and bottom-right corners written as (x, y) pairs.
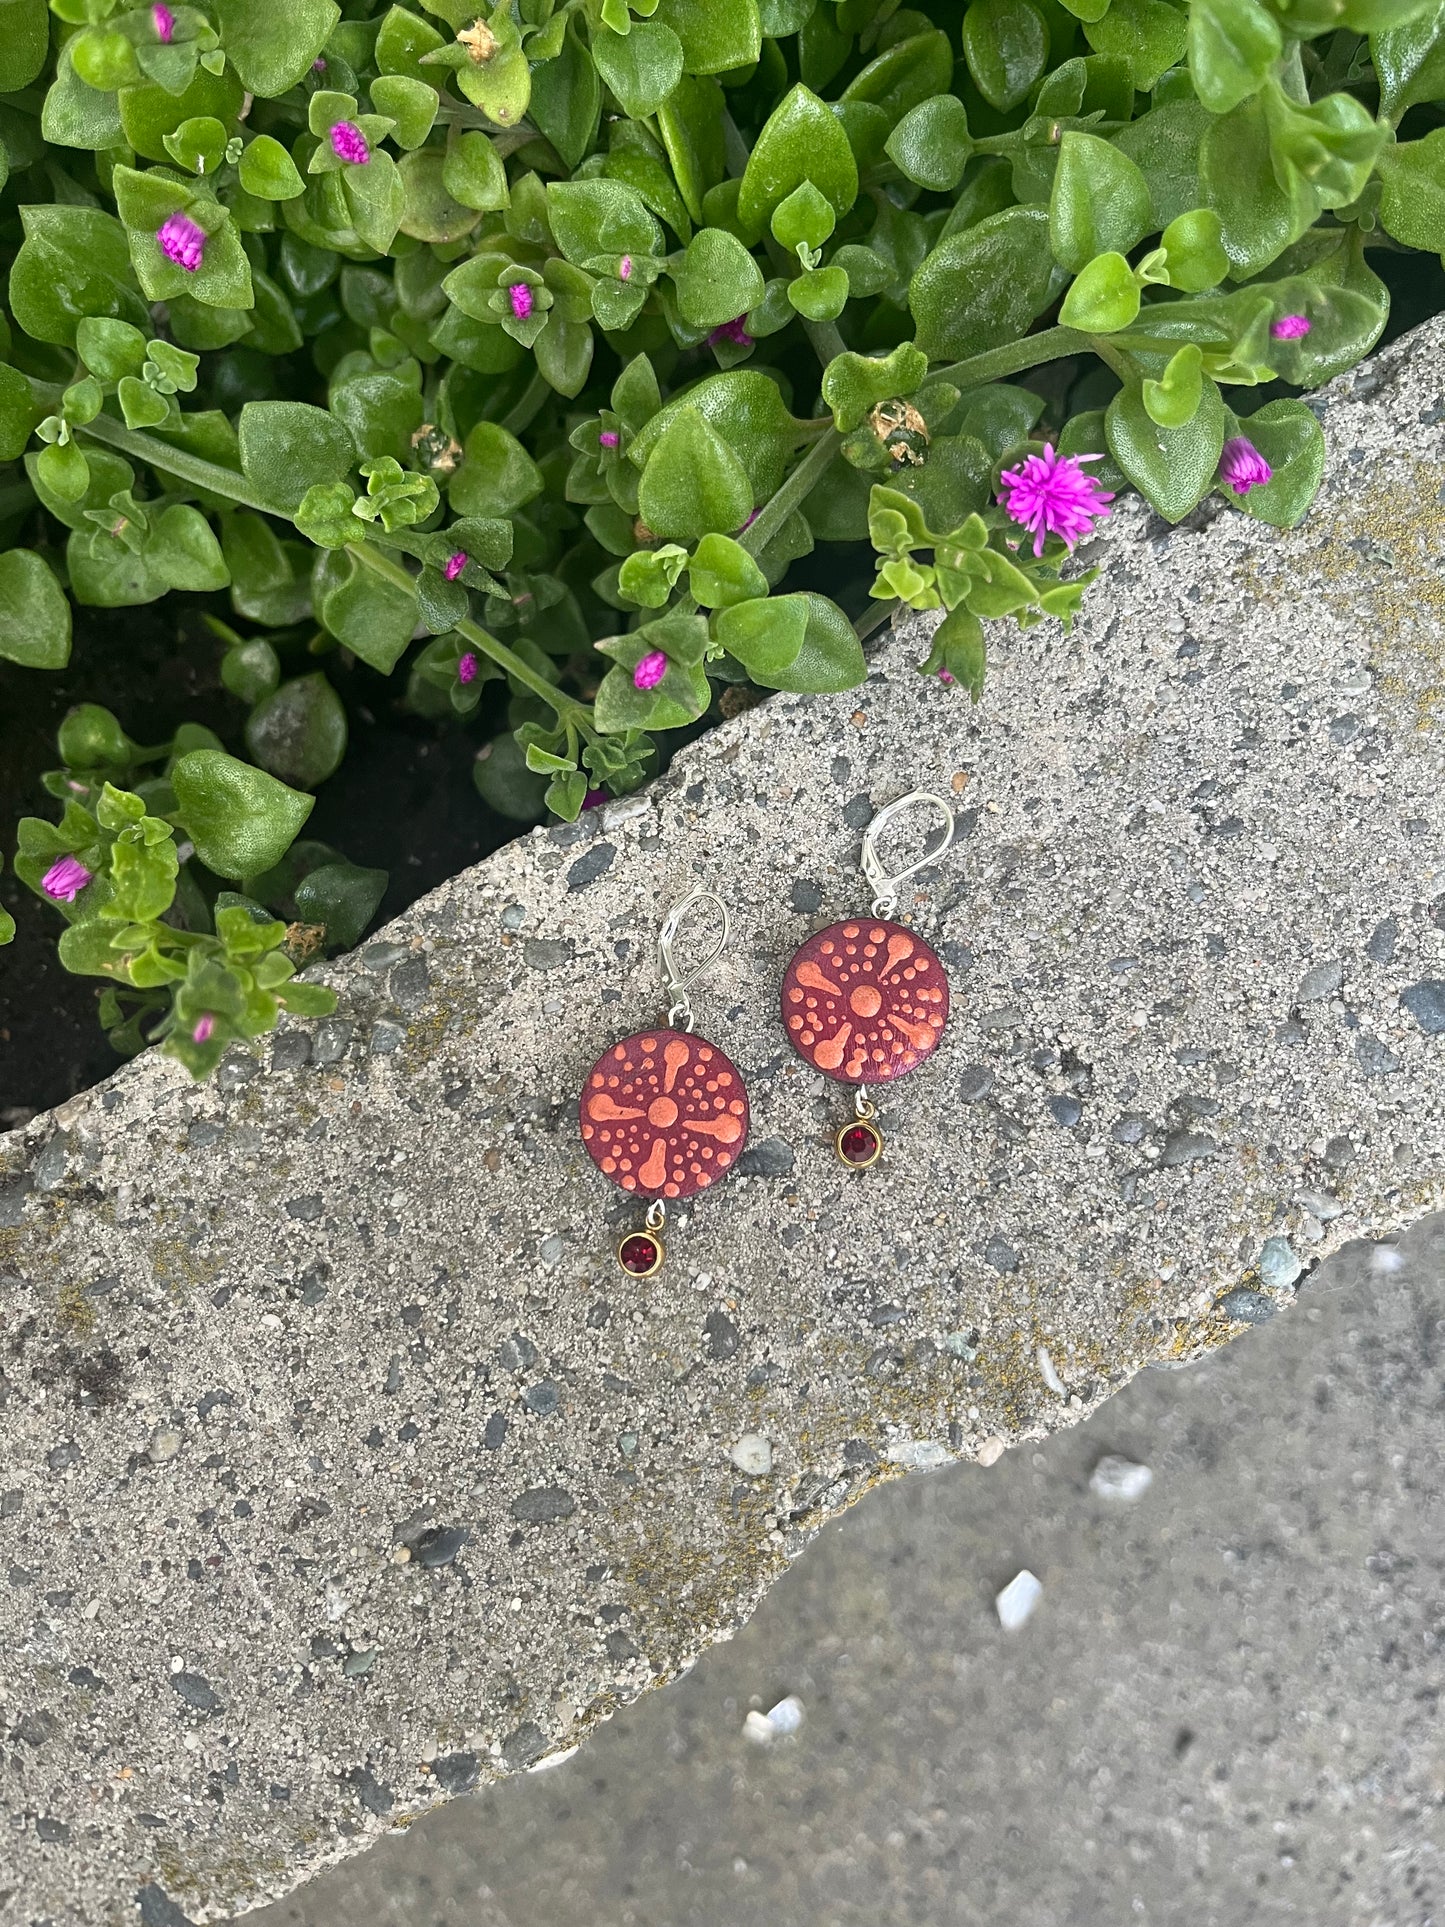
top-left (498, 368), bottom-right (551, 436)
top-left (933, 325), bottom-right (1093, 391)
top-left (739, 425), bottom-right (841, 558)
top-left (351, 543), bottom-right (588, 724)
top-left (42, 388), bottom-right (286, 516)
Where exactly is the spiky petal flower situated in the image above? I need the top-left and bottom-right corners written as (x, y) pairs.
top-left (708, 317), bottom-right (752, 349)
top-left (152, 2), bottom-right (175, 40)
top-left (633, 649), bottom-right (668, 691)
top-left (457, 651), bottom-right (479, 685)
top-left (508, 282), bottom-right (533, 320)
top-left (444, 550), bottom-right (468, 582)
top-left (997, 444), bottom-right (1114, 557)
top-left (1271, 314), bottom-right (1311, 340)
top-left (157, 211), bottom-right (206, 273)
top-left (41, 855), bottom-right (92, 903)
top-left (1219, 436), bottom-right (1272, 496)
top-left (330, 121), bottom-right (370, 165)
top-left (192, 1015), bottom-right (215, 1044)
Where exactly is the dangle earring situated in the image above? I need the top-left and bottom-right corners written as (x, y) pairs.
top-left (578, 889), bottom-right (750, 1277)
top-left (781, 791), bottom-right (955, 1168)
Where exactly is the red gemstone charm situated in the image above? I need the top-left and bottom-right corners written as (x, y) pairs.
top-left (837, 1120), bottom-right (883, 1168)
top-left (617, 1232), bottom-right (664, 1276)
top-left (781, 918), bottom-right (949, 1084)
top-left (579, 1027), bottom-right (750, 1201)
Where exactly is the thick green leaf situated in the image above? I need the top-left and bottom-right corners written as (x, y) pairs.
top-left (146, 504), bottom-right (230, 591)
top-left (450, 419), bottom-right (544, 517)
top-left (528, 25), bottom-right (599, 170)
top-left (9, 205), bottom-right (145, 347)
top-left (689, 532), bottom-right (769, 608)
top-left (673, 227), bottom-right (766, 329)
top-left (1230, 399), bottom-right (1325, 528)
top-left (0, 550), bottom-right (72, 668)
top-left (638, 405), bottom-right (754, 541)
top-left (215, 0), bottom-right (340, 95)
top-left (885, 96), bottom-right (972, 193)
top-left (1106, 375), bottom-right (1226, 521)
top-left (238, 401), bottom-right (357, 512)
top-left (1084, 0), bottom-right (1188, 88)
top-left (0, 0), bottom-right (49, 91)
top-left (172, 750), bottom-right (314, 881)
top-left (593, 21), bottom-right (685, 118)
top-left (547, 177), bottom-right (661, 263)
top-left (1049, 132), bottom-right (1153, 274)
top-left (245, 674), bottom-right (349, 788)
top-left (1374, 2), bottom-right (1445, 121)
top-left (628, 370), bottom-right (799, 499)
top-left (822, 343), bottom-right (929, 433)
top-left (737, 84), bottom-right (859, 239)
top-left (840, 28), bottom-right (955, 126)
top-left (748, 593), bottom-right (865, 691)
top-left (652, 0), bottom-right (762, 74)
top-left (716, 593), bottom-right (808, 676)
top-left (1201, 95), bottom-right (1314, 278)
top-left (962, 0), bottom-right (1050, 111)
top-left (1113, 100), bottom-right (1209, 228)
top-left (1059, 251), bottom-right (1140, 331)
top-left (312, 547), bottom-right (418, 672)
top-left (1187, 0), bottom-right (1281, 114)
top-left (1378, 128), bottom-right (1445, 251)
top-left (911, 207), bottom-right (1061, 360)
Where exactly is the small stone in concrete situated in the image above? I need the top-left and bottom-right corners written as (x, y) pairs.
top-left (272, 1031), bottom-right (311, 1073)
top-left (362, 943), bottom-right (407, 971)
top-left (1112, 1113), bottom-right (1149, 1145)
top-left (748, 1695), bottom-right (805, 1743)
top-left (704, 1310), bottom-right (740, 1360)
top-left (729, 1433), bottom-right (772, 1477)
top-left (566, 845), bottom-right (614, 892)
top-left (1400, 981), bottom-right (1445, 1035)
top-left (737, 1138), bottom-right (795, 1178)
top-left (1216, 1289), bottom-right (1276, 1325)
top-left (146, 1427), bottom-right (182, 1465)
top-left (170, 1672), bottom-right (222, 1714)
top-left (959, 1065), bottom-right (994, 1102)
top-left (511, 1488), bottom-right (576, 1523)
top-left (1365, 916), bottom-right (1398, 964)
top-left (1048, 1095), bottom-right (1083, 1128)
top-left (431, 1753), bottom-right (478, 1795)
top-left (368, 1021), bottom-right (405, 1055)
top-left (983, 1236), bottom-right (1019, 1274)
top-left (996, 1570), bottom-right (1042, 1632)
top-left (414, 1527), bottom-right (466, 1569)
top-left (976, 1438), bottom-right (1007, 1467)
top-left (1258, 1236), bottom-right (1304, 1290)
top-left (311, 1019), bottom-right (353, 1066)
top-left (46, 1442), bottom-right (78, 1472)
top-left (1159, 1130), bottom-right (1218, 1167)
top-left (522, 1382), bottom-right (560, 1416)
top-left (1355, 1035), bottom-right (1402, 1076)
top-left (1089, 1456), bottom-right (1153, 1502)
top-left (390, 958), bottom-right (429, 1009)
top-left (1296, 959), bottom-right (1344, 1004)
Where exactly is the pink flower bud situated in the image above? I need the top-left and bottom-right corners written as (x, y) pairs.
top-left (1218, 436), bottom-right (1272, 497)
top-left (619, 255), bottom-right (633, 281)
top-left (152, 3), bottom-right (175, 41)
top-left (708, 317), bottom-right (752, 349)
top-left (444, 550), bottom-right (468, 581)
top-left (193, 1015), bottom-right (215, 1044)
top-left (157, 211), bottom-right (206, 272)
top-left (632, 650), bottom-right (668, 691)
top-left (1270, 314), bottom-right (1311, 340)
top-left (457, 652), bottom-right (479, 685)
top-left (599, 430), bottom-right (620, 448)
top-left (330, 121), bottom-right (370, 165)
top-left (41, 855), bottom-right (92, 903)
top-left (508, 282), bottom-right (533, 320)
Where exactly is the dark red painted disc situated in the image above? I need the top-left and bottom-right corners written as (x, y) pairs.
top-left (781, 917), bottom-right (949, 1085)
top-left (579, 1028), bottom-right (749, 1201)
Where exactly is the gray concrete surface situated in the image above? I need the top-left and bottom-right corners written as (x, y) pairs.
top-left (4, 311), bottom-right (1445, 1924)
top-left (252, 1216), bottom-right (1445, 1927)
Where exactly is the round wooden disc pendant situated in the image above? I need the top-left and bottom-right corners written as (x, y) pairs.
top-left (579, 1028), bottom-right (750, 1201)
top-left (781, 918), bottom-right (949, 1084)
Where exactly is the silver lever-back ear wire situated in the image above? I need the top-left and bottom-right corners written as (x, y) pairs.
top-left (657, 887), bottom-right (730, 1032)
top-left (860, 791), bottom-right (956, 917)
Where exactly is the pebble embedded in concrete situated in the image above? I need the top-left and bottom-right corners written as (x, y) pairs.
top-left (1089, 1456), bottom-right (1154, 1502)
top-left (730, 1434), bottom-right (773, 1477)
top-left (996, 1571), bottom-right (1043, 1632)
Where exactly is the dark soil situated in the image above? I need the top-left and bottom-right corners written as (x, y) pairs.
top-left (4, 247), bottom-right (1443, 1119)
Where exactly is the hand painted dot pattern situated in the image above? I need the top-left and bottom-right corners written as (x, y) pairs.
top-left (579, 1028), bottom-right (750, 1201)
top-left (781, 918), bottom-right (949, 1085)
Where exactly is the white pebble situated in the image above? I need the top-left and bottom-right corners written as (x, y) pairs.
top-left (729, 1433), bottom-right (772, 1477)
top-left (1089, 1455), bottom-right (1153, 1502)
top-left (1370, 1243), bottom-right (1405, 1274)
top-left (742, 1710), bottom-right (774, 1745)
top-left (995, 1569), bottom-right (1042, 1631)
top-left (976, 1436), bottom-right (1006, 1467)
top-left (1036, 1346), bottom-right (1066, 1396)
top-left (146, 1426), bottom-right (182, 1464)
top-left (764, 1694), bottom-right (804, 1738)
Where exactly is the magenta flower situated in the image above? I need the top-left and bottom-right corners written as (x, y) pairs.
top-left (508, 282), bottom-right (533, 320)
top-left (330, 121), bottom-right (370, 165)
top-left (1271, 314), bottom-right (1311, 340)
top-left (583, 788), bottom-right (608, 810)
top-left (192, 1015), bottom-right (215, 1045)
top-left (41, 855), bottom-right (92, 903)
top-left (157, 211), bottom-right (206, 273)
top-left (457, 652), bottom-right (479, 685)
top-left (997, 444), bottom-right (1113, 557)
top-left (599, 429), bottom-right (620, 449)
top-left (152, 2), bottom-right (175, 40)
top-left (313, 55), bottom-right (327, 70)
top-left (1219, 436), bottom-right (1272, 496)
top-left (444, 550), bottom-right (468, 582)
top-left (937, 668), bottom-right (955, 686)
top-left (708, 317), bottom-right (752, 349)
top-left (619, 255), bottom-right (633, 281)
top-left (633, 650), bottom-right (668, 691)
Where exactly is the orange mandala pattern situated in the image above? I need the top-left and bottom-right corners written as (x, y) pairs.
top-left (781, 918), bottom-right (949, 1084)
top-left (579, 1028), bottom-right (750, 1201)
